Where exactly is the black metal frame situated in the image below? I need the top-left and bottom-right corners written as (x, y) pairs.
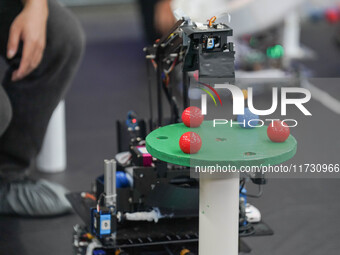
top-left (144, 18), bottom-right (236, 128)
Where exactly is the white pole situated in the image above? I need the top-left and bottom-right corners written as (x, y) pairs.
top-left (199, 173), bottom-right (240, 255)
top-left (37, 101), bottom-right (67, 173)
top-left (283, 11), bottom-right (302, 63)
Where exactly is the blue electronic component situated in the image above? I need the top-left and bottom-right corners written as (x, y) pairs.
top-left (116, 171), bottom-right (130, 188)
top-left (96, 172), bottom-right (131, 190)
top-left (126, 111), bottom-right (139, 130)
top-left (240, 187), bottom-right (247, 206)
top-left (99, 214), bottom-right (111, 235)
top-left (90, 208), bottom-right (113, 238)
top-left (93, 250), bottom-right (106, 255)
top-left (207, 38), bottom-right (215, 49)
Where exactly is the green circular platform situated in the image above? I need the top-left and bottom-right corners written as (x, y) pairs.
top-left (146, 121), bottom-right (297, 168)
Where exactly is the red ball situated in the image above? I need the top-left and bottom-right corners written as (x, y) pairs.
top-left (325, 9), bottom-right (339, 24)
top-left (182, 106), bottom-right (204, 128)
top-left (267, 121), bottom-right (290, 143)
top-left (179, 132), bottom-right (202, 154)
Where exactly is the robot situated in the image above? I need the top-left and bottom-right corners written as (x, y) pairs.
top-left (68, 15), bottom-right (270, 255)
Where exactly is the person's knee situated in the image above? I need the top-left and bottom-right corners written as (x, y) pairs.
top-left (57, 11), bottom-right (85, 66)
top-left (0, 91), bottom-right (12, 136)
top-left (43, 0), bottom-right (85, 70)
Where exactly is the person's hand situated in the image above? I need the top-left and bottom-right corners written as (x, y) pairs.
top-left (154, 0), bottom-right (176, 36)
top-left (7, 0), bottom-right (48, 82)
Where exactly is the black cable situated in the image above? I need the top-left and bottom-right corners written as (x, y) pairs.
top-left (156, 57), bottom-right (163, 127)
top-left (161, 78), bottom-right (180, 123)
top-left (241, 185), bottom-right (263, 198)
top-left (182, 71), bottom-right (189, 110)
top-left (239, 222), bottom-right (256, 237)
top-left (239, 179), bottom-right (246, 193)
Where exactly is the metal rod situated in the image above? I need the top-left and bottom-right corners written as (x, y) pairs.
top-left (156, 59), bottom-right (163, 126)
top-left (146, 58), bottom-right (154, 128)
top-left (104, 159), bottom-right (117, 207)
top-left (182, 71), bottom-right (189, 110)
top-left (157, 18), bottom-right (185, 46)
